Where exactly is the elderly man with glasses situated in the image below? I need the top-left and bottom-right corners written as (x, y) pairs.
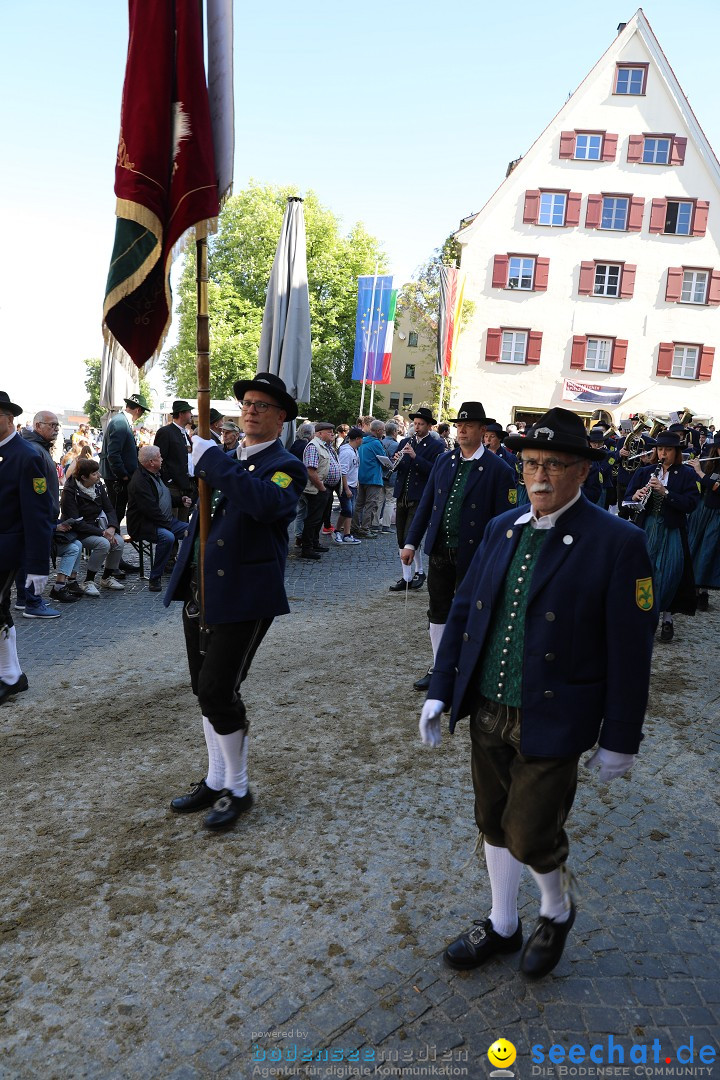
top-left (418, 408), bottom-right (657, 980)
top-left (164, 374), bottom-right (306, 831)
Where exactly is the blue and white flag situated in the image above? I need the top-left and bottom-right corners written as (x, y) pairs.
top-left (352, 275), bottom-right (394, 382)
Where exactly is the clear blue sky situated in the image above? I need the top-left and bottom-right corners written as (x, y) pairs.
top-left (1, 1), bottom-right (718, 411)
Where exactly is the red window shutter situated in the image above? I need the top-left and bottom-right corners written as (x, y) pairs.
top-left (527, 331), bottom-right (542, 364)
top-left (585, 194), bottom-right (602, 228)
top-left (656, 343), bottom-right (674, 377)
top-left (559, 131), bottom-right (576, 159)
top-left (707, 270), bottom-right (720, 305)
top-left (565, 192), bottom-right (582, 227)
top-left (693, 201), bottom-right (709, 237)
top-left (627, 135), bottom-right (644, 162)
top-left (492, 255), bottom-right (509, 288)
top-left (523, 191), bottom-right (540, 224)
top-left (485, 329), bottom-right (502, 363)
top-left (665, 267), bottom-right (683, 302)
top-left (649, 198), bottom-right (667, 233)
top-left (578, 262), bottom-right (595, 296)
top-left (671, 137), bottom-right (687, 166)
top-left (571, 336), bottom-right (586, 369)
top-left (627, 196), bottom-right (645, 232)
top-left (620, 264), bottom-right (636, 299)
top-left (534, 257), bottom-right (550, 291)
top-left (612, 339), bottom-right (628, 374)
top-left (602, 133), bottom-right (618, 161)
top-left (698, 346), bottom-right (715, 381)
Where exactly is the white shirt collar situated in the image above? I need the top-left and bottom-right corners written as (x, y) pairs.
top-left (0, 429), bottom-right (17, 449)
top-left (458, 443), bottom-right (485, 461)
top-left (239, 438), bottom-right (275, 460)
top-left (514, 489), bottom-right (582, 530)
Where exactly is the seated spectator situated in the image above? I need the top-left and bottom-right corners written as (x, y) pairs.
top-left (60, 458), bottom-right (125, 595)
top-left (221, 420), bottom-right (242, 455)
top-left (127, 445), bottom-right (192, 591)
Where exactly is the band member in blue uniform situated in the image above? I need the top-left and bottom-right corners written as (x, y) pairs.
top-left (401, 402), bottom-right (515, 691)
top-left (0, 391), bottom-right (55, 703)
top-left (685, 447), bottom-right (720, 611)
top-left (165, 374), bottom-right (306, 830)
top-left (583, 427), bottom-right (615, 508)
top-left (625, 430), bottom-right (699, 641)
top-left (389, 407), bottom-right (444, 592)
top-left (418, 409), bottom-right (656, 979)
top-left (484, 423), bottom-right (518, 470)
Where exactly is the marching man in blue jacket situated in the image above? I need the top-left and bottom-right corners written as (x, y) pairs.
top-left (165, 374), bottom-right (307, 831)
top-left (419, 409), bottom-right (657, 979)
top-left (401, 402), bottom-right (515, 691)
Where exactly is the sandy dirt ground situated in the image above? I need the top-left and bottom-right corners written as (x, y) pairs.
top-left (1, 589), bottom-right (718, 1079)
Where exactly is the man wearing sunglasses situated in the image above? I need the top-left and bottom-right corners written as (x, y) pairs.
top-left (418, 408), bottom-right (657, 979)
top-left (164, 374), bottom-right (306, 831)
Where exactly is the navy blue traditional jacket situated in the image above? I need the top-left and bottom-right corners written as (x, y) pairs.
top-left (625, 463), bottom-right (700, 528)
top-left (428, 496), bottom-right (657, 757)
top-left (164, 440), bottom-right (306, 624)
top-left (0, 432), bottom-right (55, 575)
top-left (100, 412), bottom-right (139, 482)
top-left (392, 433), bottom-right (444, 501)
top-left (406, 448), bottom-right (515, 577)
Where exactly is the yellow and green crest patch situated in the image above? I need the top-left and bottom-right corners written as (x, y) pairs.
top-left (636, 577), bottom-right (654, 611)
top-left (270, 471), bottom-right (292, 489)
top-left (32, 477), bottom-right (47, 495)
top-left (508, 488), bottom-right (517, 505)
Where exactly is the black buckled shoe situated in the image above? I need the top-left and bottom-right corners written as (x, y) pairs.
top-left (203, 790), bottom-right (254, 830)
top-left (660, 621), bottom-right (674, 642)
top-left (170, 779), bottom-right (224, 813)
top-left (409, 571), bottom-right (426, 590)
top-left (520, 902), bottom-right (576, 979)
top-left (389, 578), bottom-right (408, 592)
top-left (444, 917), bottom-right (523, 971)
top-left (0, 673), bottom-right (29, 706)
top-left (413, 669), bottom-right (433, 692)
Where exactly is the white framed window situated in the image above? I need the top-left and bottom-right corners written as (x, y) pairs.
top-left (402, 393), bottom-right (414, 407)
top-left (642, 137), bottom-right (671, 164)
top-left (672, 345), bottom-right (699, 379)
top-left (508, 256), bottom-right (535, 290)
top-left (538, 192), bottom-right (567, 226)
top-left (601, 197), bottom-right (629, 230)
top-left (585, 338), bottom-right (613, 372)
top-left (594, 264), bottom-right (621, 297)
top-left (575, 134), bottom-right (602, 161)
top-left (615, 65), bottom-right (646, 95)
top-left (665, 201), bottom-right (693, 235)
top-left (500, 330), bottom-right (528, 364)
top-left (681, 270), bottom-right (708, 304)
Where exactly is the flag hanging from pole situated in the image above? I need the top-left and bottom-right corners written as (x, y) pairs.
top-left (436, 265), bottom-right (466, 377)
top-left (103, 0), bottom-right (220, 368)
top-left (352, 275), bottom-right (394, 382)
top-left (375, 289), bottom-right (397, 385)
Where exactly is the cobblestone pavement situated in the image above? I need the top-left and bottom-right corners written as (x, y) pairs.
top-left (4, 527), bottom-right (719, 1080)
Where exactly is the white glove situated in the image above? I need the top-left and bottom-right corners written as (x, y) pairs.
top-left (25, 574), bottom-right (48, 597)
top-left (586, 747), bottom-right (636, 782)
top-left (402, 563), bottom-right (415, 582)
top-left (191, 436), bottom-right (216, 468)
top-left (419, 699), bottom-right (445, 748)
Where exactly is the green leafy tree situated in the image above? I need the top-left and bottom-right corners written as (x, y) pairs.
top-left (83, 356), bottom-right (152, 427)
top-left (163, 181), bottom-right (388, 422)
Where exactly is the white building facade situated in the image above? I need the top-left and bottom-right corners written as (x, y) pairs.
top-left (452, 11), bottom-right (720, 428)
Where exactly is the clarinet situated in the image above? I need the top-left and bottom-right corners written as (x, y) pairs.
top-left (389, 434), bottom-right (418, 472)
top-left (629, 465), bottom-right (663, 520)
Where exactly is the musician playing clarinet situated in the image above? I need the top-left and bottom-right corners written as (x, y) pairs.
top-left (625, 430), bottom-right (699, 642)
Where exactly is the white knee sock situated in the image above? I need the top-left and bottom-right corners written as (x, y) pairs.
top-left (485, 842), bottom-right (523, 936)
top-left (202, 716), bottom-right (226, 790)
top-left (428, 622), bottom-right (446, 665)
top-left (216, 728), bottom-right (249, 797)
top-left (413, 554), bottom-right (423, 575)
top-left (0, 627), bottom-right (22, 682)
top-left (529, 867), bottom-right (572, 922)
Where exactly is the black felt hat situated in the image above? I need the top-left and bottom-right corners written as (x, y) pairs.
top-left (446, 402), bottom-right (495, 425)
top-left (0, 391), bottom-right (23, 417)
top-left (505, 407), bottom-right (605, 460)
top-left (408, 406), bottom-right (436, 425)
top-left (232, 372), bottom-right (298, 421)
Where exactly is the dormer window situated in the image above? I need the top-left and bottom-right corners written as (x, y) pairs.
top-left (614, 63), bottom-right (648, 95)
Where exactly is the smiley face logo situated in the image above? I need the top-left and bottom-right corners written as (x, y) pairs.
top-left (488, 1039), bottom-right (517, 1069)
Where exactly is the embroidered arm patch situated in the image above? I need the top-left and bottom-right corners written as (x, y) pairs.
top-left (33, 477), bottom-right (47, 494)
top-left (270, 471), bottom-right (292, 489)
top-left (636, 577), bottom-right (653, 611)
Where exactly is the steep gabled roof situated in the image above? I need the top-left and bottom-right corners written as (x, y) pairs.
top-left (456, 9), bottom-right (720, 243)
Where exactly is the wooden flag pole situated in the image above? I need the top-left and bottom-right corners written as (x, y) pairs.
top-left (196, 234), bottom-right (211, 649)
